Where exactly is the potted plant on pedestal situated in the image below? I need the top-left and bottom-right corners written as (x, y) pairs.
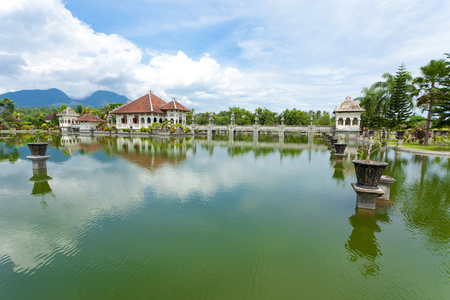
top-left (28, 134), bottom-right (48, 156)
top-left (352, 142), bottom-right (388, 189)
top-left (334, 136), bottom-right (347, 155)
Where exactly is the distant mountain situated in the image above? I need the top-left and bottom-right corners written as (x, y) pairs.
top-left (81, 90), bottom-right (129, 107)
top-left (0, 88), bottom-right (129, 108)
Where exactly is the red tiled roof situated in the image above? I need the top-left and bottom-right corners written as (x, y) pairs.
top-left (110, 93), bottom-right (167, 114)
top-left (76, 113), bottom-right (103, 122)
top-left (44, 113), bottom-right (56, 121)
top-left (160, 99), bottom-right (190, 112)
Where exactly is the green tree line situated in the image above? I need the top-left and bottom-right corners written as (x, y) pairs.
top-left (355, 53), bottom-right (450, 145)
top-left (186, 107), bottom-right (333, 126)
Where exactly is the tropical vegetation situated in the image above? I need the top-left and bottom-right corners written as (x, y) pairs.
top-left (356, 52), bottom-right (450, 147)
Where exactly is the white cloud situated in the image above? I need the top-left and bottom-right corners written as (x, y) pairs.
top-left (0, 0), bottom-right (449, 113)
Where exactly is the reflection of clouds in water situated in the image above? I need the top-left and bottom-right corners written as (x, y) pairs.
top-left (0, 156), bottom-right (145, 273)
top-left (0, 143), bottom-right (318, 273)
top-left (146, 148), bottom-right (286, 201)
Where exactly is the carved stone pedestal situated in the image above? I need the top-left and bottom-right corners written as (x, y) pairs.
top-left (335, 153), bottom-right (345, 163)
top-left (351, 183), bottom-right (385, 210)
top-left (378, 175), bottom-right (396, 201)
top-left (27, 155), bottom-right (51, 170)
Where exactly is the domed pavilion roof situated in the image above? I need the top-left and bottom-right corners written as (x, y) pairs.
top-left (333, 96), bottom-right (365, 113)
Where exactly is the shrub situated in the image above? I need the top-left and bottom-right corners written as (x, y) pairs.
top-left (40, 123), bottom-right (48, 130)
top-left (412, 129), bottom-right (425, 143)
top-left (139, 127), bottom-right (148, 132)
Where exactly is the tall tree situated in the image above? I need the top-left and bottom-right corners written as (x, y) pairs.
top-left (0, 98), bottom-right (16, 118)
top-left (255, 107), bottom-right (276, 125)
top-left (388, 64), bottom-right (413, 130)
top-left (432, 53), bottom-right (450, 127)
top-left (355, 85), bottom-right (385, 128)
top-left (414, 58), bottom-right (450, 145)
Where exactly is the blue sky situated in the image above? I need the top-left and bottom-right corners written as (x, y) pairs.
top-left (1, 0), bottom-right (449, 113)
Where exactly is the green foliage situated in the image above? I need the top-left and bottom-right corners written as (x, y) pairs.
top-left (0, 98), bottom-right (16, 117)
top-left (388, 63), bottom-right (413, 129)
top-left (186, 110), bottom-right (193, 125)
top-left (58, 105), bottom-right (67, 113)
top-left (318, 113), bottom-right (332, 125)
top-left (255, 107), bottom-right (276, 125)
top-left (284, 108), bottom-right (310, 125)
top-left (414, 57), bottom-right (450, 145)
top-left (151, 122), bottom-right (162, 131)
top-left (230, 107), bottom-right (254, 125)
top-left (196, 112), bottom-right (209, 125)
top-left (432, 53), bottom-right (450, 127)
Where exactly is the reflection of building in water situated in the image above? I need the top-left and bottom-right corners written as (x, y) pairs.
top-left (345, 207), bottom-right (390, 277)
top-left (59, 135), bottom-right (105, 155)
top-left (114, 137), bottom-right (188, 171)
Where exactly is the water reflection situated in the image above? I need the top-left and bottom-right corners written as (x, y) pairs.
top-left (345, 206), bottom-right (390, 277)
top-left (0, 133), bottom-right (448, 299)
top-left (332, 162), bottom-right (345, 182)
top-left (0, 143), bottom-right (20, 163)
top-left (29, 169), bottom-right (54, 208)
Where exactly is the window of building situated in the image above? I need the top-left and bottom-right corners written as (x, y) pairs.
top-left (338, 118), bottom-right (343, 125)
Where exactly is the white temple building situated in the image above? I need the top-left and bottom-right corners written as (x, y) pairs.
top-left (57, 107), bottom-right (80, 132)
top-left (110, 91), bottom-right (190, 130)
top-left (333, 96), bottom-right (365, 138)
top-left (76, 113), bottom-right (104, 132)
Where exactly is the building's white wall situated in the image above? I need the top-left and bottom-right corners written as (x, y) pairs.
top-left (59, 115), bottom-right (79, 130)
top-left (335, 112), bottom-right (361, 132)
top-left (115, 111), bottom-right (187, 129)
top-left (79, 121), bottom-right (99, 131)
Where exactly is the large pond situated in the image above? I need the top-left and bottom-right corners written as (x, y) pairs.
top-left (0, 134), bottom-right (449, 299)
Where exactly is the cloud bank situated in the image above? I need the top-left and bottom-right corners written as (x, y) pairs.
top-left (1, 0), bottom-right (449, 113)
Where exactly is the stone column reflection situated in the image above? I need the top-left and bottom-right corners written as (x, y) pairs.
top-left (345, 207), bottom-right (390, 277)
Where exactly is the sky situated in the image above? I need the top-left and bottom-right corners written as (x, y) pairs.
top-left (0, 0), bottom-right (449, 113)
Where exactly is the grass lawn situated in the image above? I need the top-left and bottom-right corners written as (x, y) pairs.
top-left (386, 139), bottom-right (450, 152)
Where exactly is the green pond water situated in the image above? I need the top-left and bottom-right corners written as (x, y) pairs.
top-left (0, 134), bottom-right (449, 299)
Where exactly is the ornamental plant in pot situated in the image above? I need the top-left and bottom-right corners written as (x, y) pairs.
top-left (331, 137), bottom-right (339, 145)
top-left (334, 136), bottom-right (347, 155)
top-left (28, 134), bottom-right (48, 156)
top-left (352, 141), bottom-right (388, 189)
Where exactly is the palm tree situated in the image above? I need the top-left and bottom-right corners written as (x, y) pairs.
top-left (99, 104), bottom-right (108, 119)
top-left (355, 85), bottom-right (385, 128)
top-left (413, 59), bottom-right (450, 145)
